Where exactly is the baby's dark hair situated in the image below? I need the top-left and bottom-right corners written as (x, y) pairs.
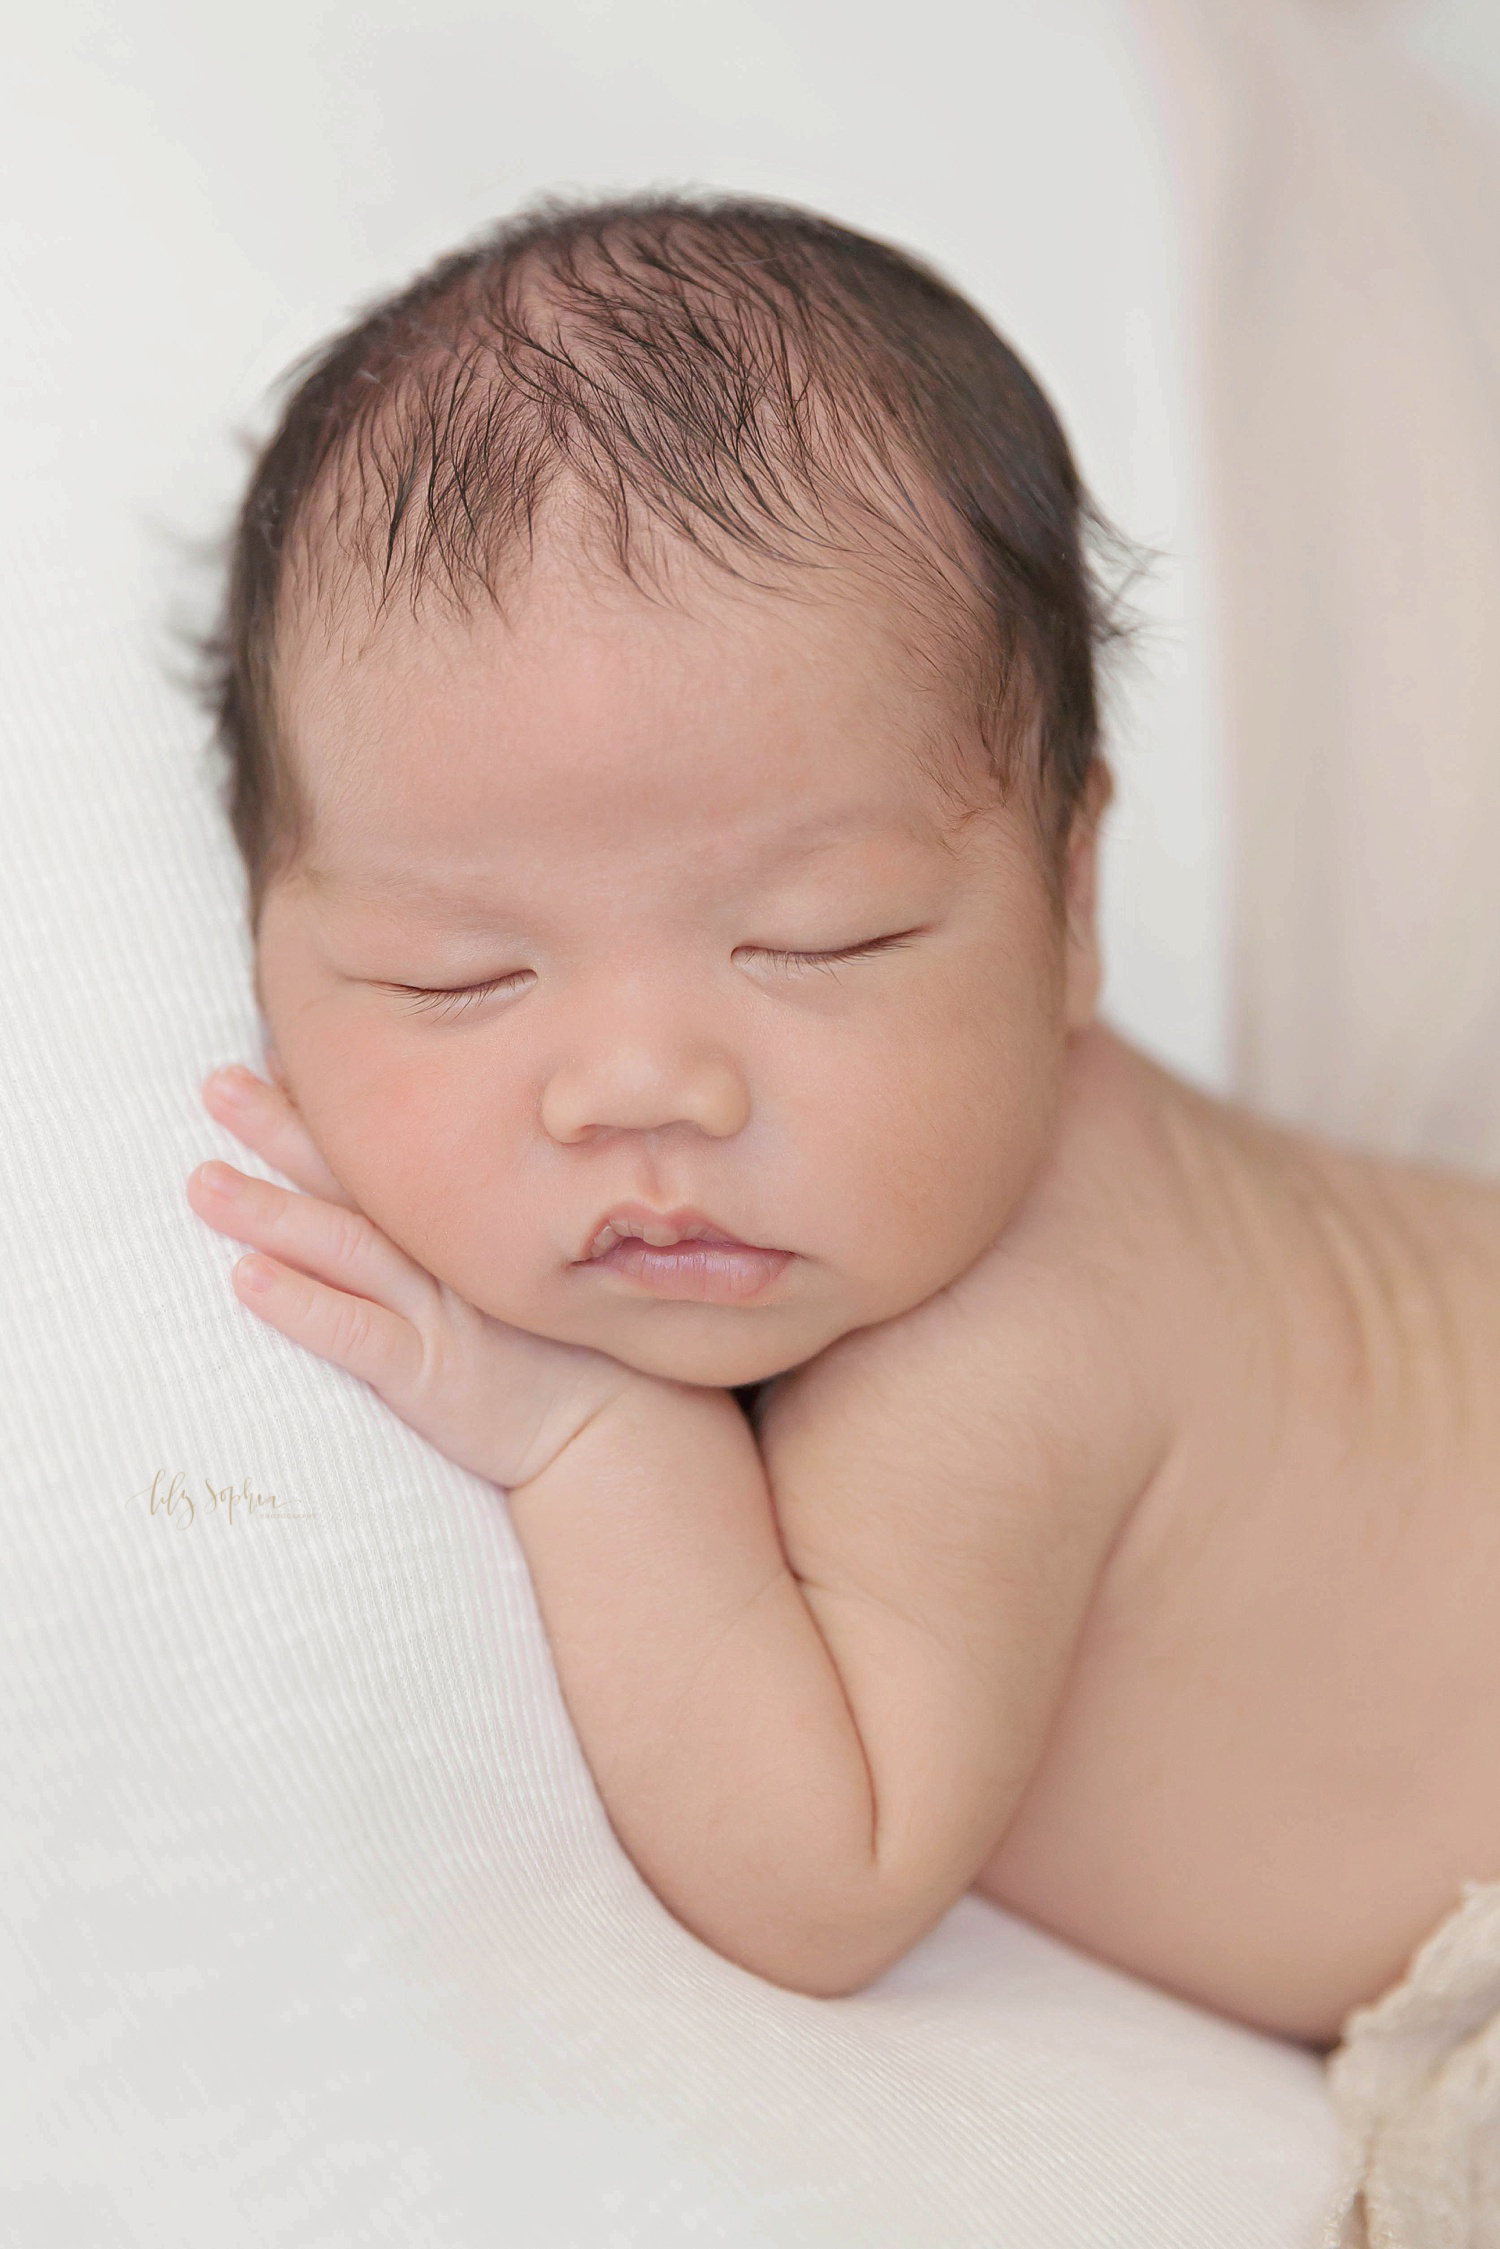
top-left (204, 191), bottom-right (1134, 934)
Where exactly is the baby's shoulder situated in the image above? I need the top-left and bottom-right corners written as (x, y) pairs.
top-left (1033, 1027), bottom-right (1500, 1427)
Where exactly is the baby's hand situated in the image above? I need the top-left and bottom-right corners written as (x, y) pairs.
top-left (186, 1065), bottom-right (637, 1489)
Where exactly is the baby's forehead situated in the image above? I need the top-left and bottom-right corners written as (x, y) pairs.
top-left (278, 533), bottom-right (1001, 856)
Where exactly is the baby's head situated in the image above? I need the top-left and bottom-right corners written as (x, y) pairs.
top-left (208, 194), bottom-right (1124, 1386)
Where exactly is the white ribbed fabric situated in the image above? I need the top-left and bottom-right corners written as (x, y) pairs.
top-left (1, 4), bottom-right (1340, 2242)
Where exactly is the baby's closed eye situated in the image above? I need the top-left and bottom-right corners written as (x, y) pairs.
top-left (736, 929), bottom-right (926, 975)
top-left (379, 928), bottom-right (926, 1017)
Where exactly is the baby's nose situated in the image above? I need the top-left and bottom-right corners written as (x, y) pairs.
top-left (540, 1034), bottom-right (750, 1145)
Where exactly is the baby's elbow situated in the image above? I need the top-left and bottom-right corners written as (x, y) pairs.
top-left (714, 1898), bottom-right (929, 2000)
top-left (766, 1951), bottom-right (897, 2001)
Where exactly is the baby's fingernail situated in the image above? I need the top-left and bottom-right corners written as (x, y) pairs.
top-left (198, 1162), bottom-right (240, 1198)
top-left (237, 1256), bottom-right (274, 1293)
top-left (206, 1066), bottom-right (255, 1100)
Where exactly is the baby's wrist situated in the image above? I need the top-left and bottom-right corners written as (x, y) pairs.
top-left (506, 1364), bottom-right (748, 1495)
top-left (503, 1357), bottom-right (656, 1491)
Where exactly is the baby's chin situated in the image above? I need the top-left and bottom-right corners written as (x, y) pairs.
top-left (495, 1288), bottom-right (852, 1390)
top-left (578, 1311), bottom-right (838, 1391)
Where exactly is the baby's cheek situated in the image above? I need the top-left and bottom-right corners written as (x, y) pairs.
top-left (839, 987), bottom-right (1057, 1288)
top-left (296, 1037), bottom-right (517, 1292)
top-left (380, 1084), bottom-right (510, 1251)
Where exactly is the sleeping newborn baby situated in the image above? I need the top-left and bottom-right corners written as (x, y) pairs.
top-left (186, 194), bottom-right (1500, 2050)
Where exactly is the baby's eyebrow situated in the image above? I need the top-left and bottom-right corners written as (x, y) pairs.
top-left (302, 809), bottom-right (930, 918)
top-left (303, 864), bottom-right (506, 916)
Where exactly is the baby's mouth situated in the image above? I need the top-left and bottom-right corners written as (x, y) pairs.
top-left (579, 1204), bottom-right (792, 1304)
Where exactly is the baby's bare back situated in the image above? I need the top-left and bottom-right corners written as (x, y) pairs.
top-left (974, 1029), bottom-right (1500, 2043)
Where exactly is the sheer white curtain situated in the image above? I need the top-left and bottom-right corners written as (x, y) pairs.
top-left (1133, 0), bottom-right (1500, 1173)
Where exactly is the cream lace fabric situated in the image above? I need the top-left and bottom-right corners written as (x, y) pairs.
top-left (1323, 1883), bottom-right (1500, 2249)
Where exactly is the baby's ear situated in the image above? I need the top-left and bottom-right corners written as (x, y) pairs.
top-left (1062, 761), bottom-right (1112, 1030)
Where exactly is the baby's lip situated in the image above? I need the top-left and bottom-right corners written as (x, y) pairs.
top-left (579, 1202), bottom-right (770, 1261)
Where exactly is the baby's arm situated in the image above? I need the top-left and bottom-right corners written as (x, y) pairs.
top-left (194, 1064), bottom-right (1164, 2000)
top-left (506, 1247), bottom-right (1164, 1996)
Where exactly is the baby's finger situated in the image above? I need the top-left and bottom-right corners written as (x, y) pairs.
top-left (232, 1252), bottom-right (423, 1401)
top-left (188, 1163), bottom-right (435, 1330)
top-left (201, 1067), bottom-right (356, 1207)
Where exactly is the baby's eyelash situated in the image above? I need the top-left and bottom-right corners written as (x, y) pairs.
top-left (387, 932), bottom-right (920, 1017)
top-left (391, 971), bottom-right (533, 1019)
top-left (761, 932), bottom-right (920, 973)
